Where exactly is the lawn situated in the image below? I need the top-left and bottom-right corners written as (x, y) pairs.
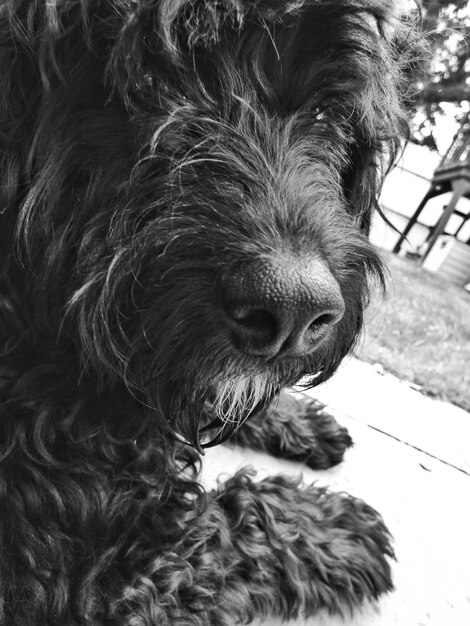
top-left (356, 251), bottom-right (470, 412)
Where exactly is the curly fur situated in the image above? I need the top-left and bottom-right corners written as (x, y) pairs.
top-left (232, 392), bottom-right (354, 469)
top-left (0, 1), bottom-right (421, 624)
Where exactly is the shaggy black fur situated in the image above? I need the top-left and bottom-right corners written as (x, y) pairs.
top-left (232, 392), bottom-right (354, 469)
top-left (0, 1), bottom-right (421, 624)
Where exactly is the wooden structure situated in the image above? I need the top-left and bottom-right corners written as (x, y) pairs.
top-left (393, 114), bottom-right (470, 260)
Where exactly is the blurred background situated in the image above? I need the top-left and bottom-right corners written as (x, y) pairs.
top-left (357, 0), bottom-right (470, 412)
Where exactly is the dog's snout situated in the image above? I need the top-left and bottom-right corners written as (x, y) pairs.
top-left (221, 256), bottom-right (345, 358)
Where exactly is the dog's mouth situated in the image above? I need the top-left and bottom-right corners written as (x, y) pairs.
top-left (197, 392), bottom-right (277, 449)
top-left (196, 365), bottom-right (323, 449)
top-left (196, 373), bottom-right (279, 449)
top-left (165, 347), bottom-right (323, 451)
top-left (169, 371), bottom-right (282, 451)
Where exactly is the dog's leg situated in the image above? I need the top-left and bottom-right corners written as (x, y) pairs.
top-left (116, 469), bottom-right (393, 624)
top-left (230, 391), bottom-right (353, 469)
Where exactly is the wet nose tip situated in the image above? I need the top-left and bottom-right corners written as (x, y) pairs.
top-left (221, 256), bottom-right (345, 358)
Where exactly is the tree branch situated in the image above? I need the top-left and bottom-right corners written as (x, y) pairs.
top-left (417, 82), bottom-right (470, 104)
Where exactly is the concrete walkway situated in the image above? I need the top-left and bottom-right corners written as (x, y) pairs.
top-left (201, 358), bottom-right (470, 626)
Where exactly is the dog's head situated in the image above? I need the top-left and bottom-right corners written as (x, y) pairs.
top-left (1, 0), bottom-right (420, 447)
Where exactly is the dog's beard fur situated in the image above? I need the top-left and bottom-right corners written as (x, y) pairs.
top-left (209, 373), bottom-right (272, 423)
top-left (200, 373), bottom-right (275, 445)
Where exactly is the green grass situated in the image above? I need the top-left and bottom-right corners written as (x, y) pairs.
top-left (357, 252), bottom-right (470, 412)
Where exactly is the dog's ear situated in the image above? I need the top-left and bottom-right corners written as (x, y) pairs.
top-left (339, 4), bottom-right (424, 235)
top-left (0, 1), bottom-right (114, 219)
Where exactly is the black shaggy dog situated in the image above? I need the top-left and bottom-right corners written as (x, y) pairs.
top-left (0, 1), bottom-right (420, 624)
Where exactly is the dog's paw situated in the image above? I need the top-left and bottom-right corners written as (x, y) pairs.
top-left (297, 398), bottom-right (354, 469)
top-left (302, 485), bottom-right (395, 610)
top-left (218, 471), bottom-right (394, 620)
top-left (232, 392), bottom-right (353, 469)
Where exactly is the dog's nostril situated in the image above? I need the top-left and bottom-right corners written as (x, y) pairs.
top-left (232, 308), bottom-right (277, 335)
top-left (229, 308), bottom-right (279, 347)
top-left (308, 312), bottom-right (337, 331)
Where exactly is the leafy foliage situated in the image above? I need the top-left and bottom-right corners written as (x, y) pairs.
top-left (411, 0), bottom-right (470, 150)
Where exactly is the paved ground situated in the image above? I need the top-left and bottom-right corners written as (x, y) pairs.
top-left (201, 358), bottom-right (470, 626)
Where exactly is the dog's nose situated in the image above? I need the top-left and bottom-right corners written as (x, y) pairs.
top-left (221, 256), bottom-right (345, 358)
